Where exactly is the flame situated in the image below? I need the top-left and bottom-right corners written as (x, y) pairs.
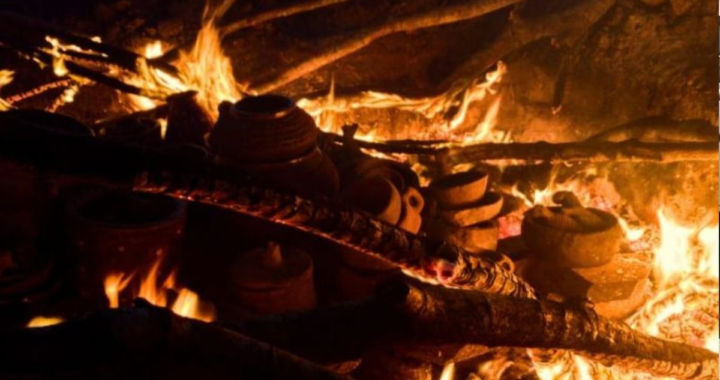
top-left (127, 1), bottom-right (242, 117)
top-left (103, 257), bottom-right (215, 322)
top-left (439, 362), bottom-right (456, 380)
top-left (0, 70), bottom-right (14, 110)
top-left (26, 316), bottom-right (64, 328)
top-left (297, 62), bottom-right (507, 143)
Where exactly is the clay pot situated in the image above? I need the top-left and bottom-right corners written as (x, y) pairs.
top-left (336, 156), bottom-right (420, 192)
top-left (341, 177), bottom-right (402, 225)
top-left (429, 170), bottom-right (489, 208)
top-left (224, 147), bottom-right (340, 197)
top-left (397, 187), bottom-right (425, 234)
top-left (522, 207), bottom-right (622, 268)
top-left (229, 242), bottom-right (316, 315)
top-left (210, 95), bottom-right (319, 163)
top-left (65, 190), bottom-right (187, 293)
top-left (439, 192), bottom-right (504, 227)
top-left (445, 221), bottom-right (500, 254)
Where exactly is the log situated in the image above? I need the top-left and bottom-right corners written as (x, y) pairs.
top-left (0, 301), bottom-right (353, 380)
top-left (383, 281), bottom-right (718, 380)
top-left (326, 134), bottom-right (719, 163)
top-left (0, 110), bottom-right (533, 297)
top-left (245, 0), bottom-right (526, 94)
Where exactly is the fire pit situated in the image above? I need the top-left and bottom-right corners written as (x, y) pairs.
top-left (0, 0), bottom-right (717, 380)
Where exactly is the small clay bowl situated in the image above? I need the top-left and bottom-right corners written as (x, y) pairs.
top-left (439, 192), bottom-right (504, 227)
top-left (521, 207), bottom-right (622, 268)
top-left (341, 177), bottom-right (402, 225)
top-left (429, 171), bottom-right (489, 208)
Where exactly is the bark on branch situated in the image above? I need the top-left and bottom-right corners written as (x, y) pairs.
top-left (220, 0), bottom-right (351, 36)
top-left (245, 0), bottom-right (526, 94)
top-left (327, 135), bottom-right (719, 164)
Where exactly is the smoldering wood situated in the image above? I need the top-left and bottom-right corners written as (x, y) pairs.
top-left (385, 281), bottom-right (718, 380)
top-left (0, 301), bottom-right (352, 380)
top-left (245, 0), bottom-right (526, 94)
top-left (0, 113), bottom-right (535, 297)
top-left (0, 11), bottom-right (179, 76)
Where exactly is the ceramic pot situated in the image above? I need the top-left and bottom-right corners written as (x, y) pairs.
top-left (522, 207), bottom-right (622, 268)
top-left (65, 189), bottom-right (187, 293)
top-left (229, 242), bottom-right (316, 315)
top-left (439, 192), bottom-right (504, 227)
top-left (210, 95), bottom-right (319, 163)
top-left (341, 177), bottom-right (402, 225)
top-left (397, 187), bottom-right (425, 234)
top-left (429, 170), bottom-right (489, 208)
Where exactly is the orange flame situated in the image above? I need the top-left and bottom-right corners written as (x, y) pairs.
top-left (103, 257), bottom-right (215, 322)
top-left (26, 316), bottom-right (64, 328)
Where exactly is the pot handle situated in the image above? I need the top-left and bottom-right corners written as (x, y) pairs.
top-left (402, 187), bottom-right (425, 214)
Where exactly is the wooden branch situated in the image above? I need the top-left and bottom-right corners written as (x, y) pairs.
top-left (0, 11), bottom-right (179, 76)
top-left (441, 0), bottom-right (617, 90)
top-left (221, 0), bottom-right (351, 36)
top-left (246, 0), bottom-right (525, 94)
top-left (326, 134), bottom-right (719, 163)
top-left (383, 281), bottom-right (719, 380)
top-left (0, 301), bottom-right (352, 380)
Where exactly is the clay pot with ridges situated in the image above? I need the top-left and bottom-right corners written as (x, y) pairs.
top-left (521, 207), bottom-right (622, 268)
top-left (210, 95), bottom-right (319, 164)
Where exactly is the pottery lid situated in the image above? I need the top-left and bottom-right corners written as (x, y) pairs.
top-left (230, 242), bottom-right (313, 290)
top-left (233, 95), bottom-right (297, 121)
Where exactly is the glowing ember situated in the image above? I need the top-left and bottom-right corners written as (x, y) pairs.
top-left (103, 257), bottom-right (215, 322)
top-left (26, 316), bottom-right (64, 328)
top-left (0, 70), bottom-right (14, 110)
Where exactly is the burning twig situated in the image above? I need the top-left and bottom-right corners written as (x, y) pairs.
top-left (245, 0), bottom-right (526, 94)
top-left (4, 79), bottom-right (74, 104)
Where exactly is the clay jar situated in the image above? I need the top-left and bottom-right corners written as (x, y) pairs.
top-left (341, 177), bottom-right (403, 225)
top-left (65, 190), bottom-right (187, 294)
top-left (209, 95), bottom-right (339, 196)
top-left (522, 207), bottom-right (622, 268)
top-left (229, 242), bottom-right (316, 315)
top-left (210, 95), bottom-right (319, 163)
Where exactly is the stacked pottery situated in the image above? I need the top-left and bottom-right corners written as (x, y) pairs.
top-left (336, 174), bottom-right (425, 300)
top-left (209, 95), bottom-right (339, 197)
top-left (519, 191), bottom-right (651, 319)
top-left (423, 171), bottom-right (503, 254)
top-left (228, 242), bottom-right (316, 316)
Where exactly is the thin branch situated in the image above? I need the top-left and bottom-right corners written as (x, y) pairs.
top-left (220, 0), bottom-right (351, 36)
top-left (246, 0), bottom-right (525, 94)
top-left (325, 134), bottom-right (718, 164)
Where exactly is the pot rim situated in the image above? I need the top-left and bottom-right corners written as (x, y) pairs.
top-left (233, 95), bottom-right (297, 121)
top-left (523, 207), bottom-right (620, 236)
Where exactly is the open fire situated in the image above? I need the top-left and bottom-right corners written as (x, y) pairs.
top-left (0, 0), bottom-right (716, 380)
